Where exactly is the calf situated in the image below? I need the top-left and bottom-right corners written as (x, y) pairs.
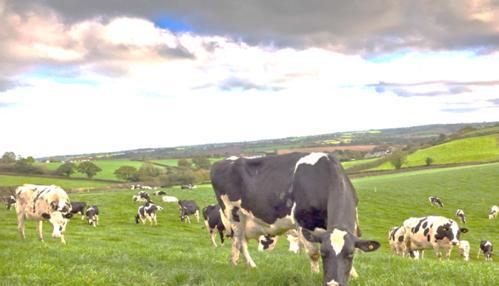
top-left (135, 202), bottom-right (163, 225)
top-left (162, 195), bottom-right (179, 203)
top-left (69, 201), bottom-right (87, 220)
top-left (403, 216), bottom-right (468, 259)
top-left (455, 209), bottom-right (466, 224)
top-left (85, 205), bottom-right (99, 227)
top-left (489, 205), bottom-right (498, 219)
top-left (14, 184), bottom-right (72, 244)
top-left (5, 195), bottom-right (16, 210)
top-left (202, 204), bottom-right (230, 247)
top-left (388, 226), bottom-right (406, 256)
top-left (428, 196), bottom-right (444, 208)
top-left (458, 240), bottom-right (470, 261)
top-left (478, 240), bottom-right (493, 261)
top-left (178, 200), bottom-right (199, 223)
top-left (154, 190), bottom-right (167, 196)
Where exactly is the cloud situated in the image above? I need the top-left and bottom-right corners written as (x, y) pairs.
top-left (371, 80), bottom-right (499, 97)
top-left (218, 77), bottom-right (283, 91)
top-left (0, 78), bottom-right (27, 92)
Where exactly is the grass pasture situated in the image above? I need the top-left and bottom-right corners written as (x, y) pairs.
top-left (0, 164), bottom-right (498, 285)
top-left (0, 175), bottom-right (112, 190)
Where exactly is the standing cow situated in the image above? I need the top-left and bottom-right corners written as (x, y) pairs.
top-left (85, 205), bottom-right (100, 227)
top-left (489, 205), bottom-right (498, 219)
top-left (403, 216), bottom-right (468, 260)
top-left (178, 200), bottom-right (200, 223)
top-left (135, 201), bottom-right (163, 225)
top-left (211, 153), bottom-right (380, 286)
top-left (428, 196), bottom-right (444, 208)
top-left (455, 209), bottom-right (466, 224)
top-left (457, 240), bottom-right (470, 261)
top-left (388, 226), bottom-right (406, 256)
top-left (69, 201), bottom-right (87, 220)
top-left (202, 204), bottom-right (231, 247)
top-left (478, 240), bottom-right (493, 261)
top-left (4, 195), bottom-right (16, 210)
top-left (14, 184), bottom-right (72, 244)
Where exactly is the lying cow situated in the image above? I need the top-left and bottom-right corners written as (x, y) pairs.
top-left (68, 201), bottom-right (87, 220)
top-left (211, 153), bottom-right (380, 286)
top-left (15, 184), bottom-right (72, 244)
top-left (403, 216), bottom-right (468, 259)
top-left (202, 204), bottom-right (231, 247)
top-left (181, 184), bottom-right (194, 190)
top-left (428, 196), bottom-right (444, 208)
top-left (154, 190), bottom-right (167, 196)
top-left (489, 205), bottom-right (498, 219)
top-left (162, 195), bottom-right (179, 203)
top-left (458, 240), bottom-right (470, 261)
top-left (86, 205), bottom-right (99, 227)
top-left (455, 209), bottom-right (467, 224)
top-left (178, 200), bottom-right (200, 223)
top-left (135, 201), bottom-right (163, 225)
top-left (388, 226), bottom-right (406, 256)
top-left (4, 195), bottom-right (16, 210)
top-left (478, 240), bottom-right (493, 261)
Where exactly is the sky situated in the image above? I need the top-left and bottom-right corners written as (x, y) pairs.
top-left (1, 0), bottom-right (499, 157)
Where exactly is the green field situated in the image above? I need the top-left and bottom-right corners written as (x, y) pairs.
top-left (152, 158), bottom-right (223, 167)
top-left (0, 164), bottom-right (498, 285)
top-left (372, 134), bottom-right (499, 170)
top-left (0, 175), bottom-right (112, 190)
top-left (341, 158), bottom-right (379, 170)
top-left (36, 160), bottom-right (145, 181)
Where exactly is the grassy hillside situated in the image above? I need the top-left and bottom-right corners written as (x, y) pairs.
top-left (36, 160), bottom-right (145, 181)
top-left (373, 134), bottom-right (499, 170)
top-left (0, 175), bottom-right (112, 189)
top-left (0, 164), bottom-right (497, 285)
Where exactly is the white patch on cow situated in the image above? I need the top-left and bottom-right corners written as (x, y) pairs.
top-left (226, 156), bottom-right (239, 161)
top-left (330, 229), bottom-right (347, 255)
top-left (484, 241), bottom-right (492, 247)
top-left (294, 152), bottom-right (329, 173)
top-left (327, 279), bottom-right (339, 286)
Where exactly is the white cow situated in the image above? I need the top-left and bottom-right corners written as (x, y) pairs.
top-left (458, 240), bottom-right (470, 261)
top-left (15, 184), bottom-right (72, 244)
top-left (162, 195), bottom-right (179, 203)
top-left (489, 205), bottom-right (498, 219)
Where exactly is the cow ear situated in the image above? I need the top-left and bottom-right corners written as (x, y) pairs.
top-left (460, 228), bottom-right (469, 233)
top-left (355, 240), bottom-right (381, 252)
top-left (301, 228), bottom-right (322, 243)
top-left (41, 213), bottom-right (51, 220)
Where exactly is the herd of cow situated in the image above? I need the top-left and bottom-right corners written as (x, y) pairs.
top-left (3, 152), bottom-right (497, 286)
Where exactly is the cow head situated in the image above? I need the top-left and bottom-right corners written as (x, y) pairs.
top-left (435, 222), bottom-right (468, 245)
top-left (304, 228), bottom-right (380, 286)
top-left (41, 211), bottom-right (69, 239)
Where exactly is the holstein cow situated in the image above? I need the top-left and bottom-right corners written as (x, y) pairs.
top-left (85, 205), bottom-right (99, 227)
top-left (388, 226), bottom-right (406, 256)
top-left (489, 205), bottom-right (498, 219)
top-left (457, 240), bottom-right (470, 261)
top-left (211, 153), bottom-right (380, 286)
top-left (202, 204), bottom-right (231, 247)
top-left (162, 195), bottom-right (179, 203)
top-left (403, 216), bottom-right (468, 260)
top-left (68, 201), bottom-right (87, 220)
top-left (132, 191), bottom-right (150, 203)
top-left (455, 209), bottom-right (467, 224)
top-left (478, 240), bottom-right (493, 261)
top-left (14, 184), bottom-right (72, 244)
top-left (428, 196), bottom-right (444, 208)
top-left (5, 195), bottom-right (16, 210)
top-left (154, 190), bottom-right (167, 196)
top-left (178, 200), bottom-right (200, 223)
top-left (135, 201), bottom-right (163, 225)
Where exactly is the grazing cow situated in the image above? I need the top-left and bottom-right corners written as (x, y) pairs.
top-left (85, 205), bottom-right (99, 227)
top-left (154, 190), bottom-right (167, 196)
top-left (162, 195), bottom-right (179, 203)
top-left (69, 202), bottom-right (87, 220)
top-left (132, 191), bottom-right (150, 202)
top-left (403, 216), bottom-right (468, 260)
top-left (4, 195), bottom-right (16, 210)
top-left (388, 226), bottom-right (406, 256)
top-left (428, 196), bottom-right (444, 208)
top-left (478, 240), bottom-right (493, 261)
top-left (455, 209), bottom-right (467, 224)
top-left (489, 205), bottom-right (498, 219)
top-left (211, 153), bottom-right (380, 286)
top-left (14, 184), bottom-right (72, 244)
top-left (178, 200), bottom-right (200, 223)
top-left (135, 202), bottom-right (163, 225)
top-left (202, 204), bottom-right (231, 247)
top-left (458, 240), bottom-right (470, 261)
top-left (181, 184), bottom-right (194, 190)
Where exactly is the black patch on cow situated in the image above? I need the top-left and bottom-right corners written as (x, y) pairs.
top-left (427, 234), bottom-right (431, 242)
top-left (412, 217), bottom-right (427, 233)
top-left (423, 228), bottom-right (430, 236)
top-left (434, 223), bottom-right (453, 241)
top-left (260, 236), bottom-right (275, 250)
top-left (422, 221), bottom-right (428, 229)
top-left (41, 213), bottom-right (51, 219)
top-left (390, 227), bottom-right (400, 241)
top-left (231, 207), bottom-right (240, 222)
top-left (295, 208), bottom-right (327, 232)
top-left (398, 235), bottom-right (404, 243)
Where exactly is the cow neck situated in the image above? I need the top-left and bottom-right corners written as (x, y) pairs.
top-left (326, 167), bottom-right (357, 233)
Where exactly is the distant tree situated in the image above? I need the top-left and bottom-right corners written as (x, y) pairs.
top-left (425, 157), bottom-right (434, 167)
top-left (388, 151), bottom-right (407, 170)
top-left (114, 166), bottom-right (139, 181)
top-left (138, 163), bottom-right (161, 179)
top-left (192, 156), bottom-right (211, 170)
top-left (77, 161), bottom-right (102, 179)
top-left (26, 156), bottom-right (35, 164)
top-left (55, 162), bottom-right (76, 177)
top-left (14, 158), bottom-right (44, 174)
top-left (1, 152), bottom-right (16, 163)
top-left (177, 159), bottom-right (191, 168)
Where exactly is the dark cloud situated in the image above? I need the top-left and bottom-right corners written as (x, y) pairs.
top-left (8, 0), bottom-right (499, 54)
top-left (371, 80), bottom-right (499, 97)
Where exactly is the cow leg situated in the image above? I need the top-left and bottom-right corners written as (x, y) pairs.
top-left (297, 229), bottom-right (320, 273)
top-left (95, 215), bottom-right (99, 225)
top-left (237, 216), bottom-right (256, 267)
top-left (186, 215), bottom-right (191, 223)
top-left (153, 214), bottom-right (157, 225)
top-left (209, 230), bottom-right (218, 247)
top-left (219, 229), bottom-right (225, 246)
top-left (16, 210), bottom-right (26, 239)
top-left (350, 266), bottom-right (359, 279)
top-left (36, 220), bottom-right (44, 242)
top-left (444, 247), bottom-right (452, 259)
top-left (195, 210), bottom-right (200, 223)
top-left (434, 246), bottom-right (442, 259)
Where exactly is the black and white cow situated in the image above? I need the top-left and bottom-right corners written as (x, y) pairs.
top-left (388, 226), bottom-right (406, 256)
top-left (181, 184), bottom-right (194, 190)
top-left (132, 191), bottom-right (150, 203)
top-left (178, 200), bottom-right (200, 223)
top-left (85, 205), bottom-right (99, 227)
top-left (428, 196), bottom-right (444, 208)
top-left (135, 201), bottom-right (163, 225)
top-left (202, 204), bottom-right (231, 247)
top-left (154, 190), bottom-right (167, 196)
top-left (5, 195), bottom-right (16, 210)
top-left (68, 201), bottom-right (87, 220)
top-left (489, 205), bottom-right (498, 219)
top-left (455, 209), bottom-right (466, 224)
top-left (457, 240), bottom-right (470, 261)
top-left (478, 240), bottom-right (493, 261)
top-left (403, 216), bottom-right (468, 259)
top-left (211, 153), bottom-right (380, 286)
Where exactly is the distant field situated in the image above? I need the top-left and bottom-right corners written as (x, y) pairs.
top-left (0, 163), bottom-right (497, 285)
top-left (372, 134), bottom-right (499, 170)
top-left (152, 157), bottom-right (223, 167)
top-left (0, 175), bottom-right (112, 189)
top-left (277, 145), bottom-right (376, 155)
top-left (341, 158), bottom-right (379, 169)
top-left (36, 160), bottom-right (145, 181)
